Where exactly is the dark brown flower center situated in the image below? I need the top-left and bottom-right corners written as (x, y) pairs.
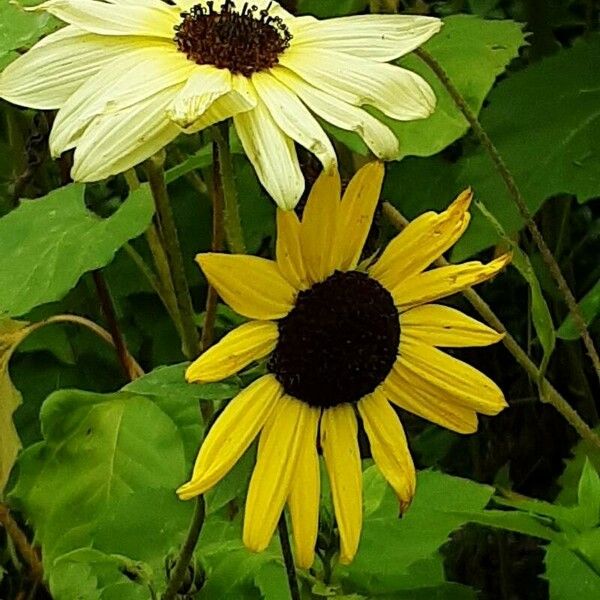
top-left (268, 271), bottom-right (400, 408)
top-left (174, 1), bottom-right (292, 77)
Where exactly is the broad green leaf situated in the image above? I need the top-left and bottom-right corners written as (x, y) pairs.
top-left (298, 0), bottom-right (369, 17)
top-left (453, 35), bottom-right (600, 258)
top-left (389, 15), bottom-right (526, 159)
top-left (9, 385), bottom-right (200, 598)
top-left (0, 183), bottom-right (154, 317)
top-left (576, 459), bottom-right (600, 530)
top-left (0, 319), bottom-right (30, 492)
top-left (557, 278), bottom-right (600, 340)
top-left (545, 539), bottom-right (600, 600)
top-left (337, 468), bottom-right (494, 594)
top-left (0, 0), bottom-right (58, 64)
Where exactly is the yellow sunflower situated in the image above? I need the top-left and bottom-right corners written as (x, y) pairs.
top-left (0, 0), bottom-right (441, 208)
top-left (178, 162), bottom-right (510, 567)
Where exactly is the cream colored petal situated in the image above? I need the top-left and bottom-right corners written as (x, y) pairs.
top-left (321, 405), bottom-right (362, 565)
top-left (288, 407), bottom-right (321, 569)
top-left (400, 339), bottom-right (507, 415)
top-left (197, 253), bottom-right (296, 320)
top-left (166, 66), bottom-right (232, 128)
top-left (370, 189), bottom-right (472, 288)
top-left (51, 44), bottom-right (193, 156)
top-left (272, 67), bottom-right (399, 160)
top-left (293, 15), bottom-right (441, 61)
top-left (358, 389), bottom-right (415, 511)
top-left (280, 48), bottom-right (435, 120)
top-left (336, 162), bottom-right (384, 271)
top-left (234, 95), bottom-right (304, 210)
top-left (186, 321), bottom-right (279, 383)
top-left (31, 0), bottom-right (180, 37)
top-left (276, 209), bottom-right (309, 290)
top-left (243, 397), bottom-right (318, 552)
top-left (177, 375), bottom-right (282, 499)
top-left (383, 363), bottom-right (478, 434)
top-left (300, 169), bottom-right (343, 284)
top-left (184, 75), bottom-right (257, 133)
top-left (0, 26), bottom-right (148, 110)
top-left (252, 71), bottom-right (337, 173)
top-left (391, 254), bottom-right (511, 309)
top-left (69, 83), bottom-right (181, 181)
top-left (401, 305), bottom-right (504, 348)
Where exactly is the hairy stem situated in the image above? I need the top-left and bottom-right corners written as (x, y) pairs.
top-left (161, 496), bottom-right (206, 600)
top-left (92, 271), bottom-right (138, 381)
top-left (211, 126), bottom-right (247, 255)
top-left (383, 203), bottom-right (600, 450)
top-left (146, 153), bottom-right (200, 360)
top-left (278, 513), bottom-right (301, 600)
top-left (415, 47), bottom-right (600, 383)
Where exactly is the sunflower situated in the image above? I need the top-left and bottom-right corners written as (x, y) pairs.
top-left (0, 0), bottom-right (441, 208)
top-left (178, 162), bottom-right (510, 566)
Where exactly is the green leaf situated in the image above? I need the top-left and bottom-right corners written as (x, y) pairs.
top-left (557, 278), bottom-right (600, 340)
top-left (297, 0), bottom-right (369, 17)
top-left (576, 459), bottom-right (600, 530)
top-left (0, 319), bottom-right (30, 492)
top-left (388, 15), bottom-right (526, 159)
top-left (452, 35), bottom-right (600, 258)
top-left (0, 183), bottom-right (154, 317)
top-left (8, 385), bottom-right (200, 597)
top-left (544, 539), bottom-right (600, 600)
top-left (338, 468), bottom-right (494, 594)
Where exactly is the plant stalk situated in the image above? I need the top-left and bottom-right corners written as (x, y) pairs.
top-left (278, 513), bottom-right (301, 600)
top-left (414, 47), bottom-right (600, 383)
top-left (146, 153), bottom-right (200, 360)
top-left (382, 203), bottom-right (600, 450)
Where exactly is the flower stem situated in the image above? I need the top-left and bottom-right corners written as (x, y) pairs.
top-left (414, 47), bottom-right (600, 383)
top-left (161, 496), bottom-right (206, 600)
top-left (146, 153), bottom-right (200, 360)
top-left (382, 202), bottom-right (600, 451)
top-left (211, 125), bottom-right (247, 255)
top-left (278, 513), bottom-right (301, 600)
top-left (92, 271), bottom-right (138, 381)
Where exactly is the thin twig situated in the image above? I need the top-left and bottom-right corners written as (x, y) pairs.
top-left (414, 47), bottom-right (600, 383)
top-left (92, 271), bottom-right (138, 381)
top-left (0, 503), bottom-right (44, 584)
top-left (146, 153), bottom-right (200, 360)
top-left (382, 203), bottom-right (600, 450)
top-left (278, 513), bottom-right (301, 600)
top-left (161, 496), bottom-right (206, 600)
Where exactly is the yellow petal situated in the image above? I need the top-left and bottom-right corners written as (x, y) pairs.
top-left (197, 253), bottom-right (297, 320)
top-left (400, 340), bottom-right (507, 415)
top-left (300, 168), bottom-right (343, 284)
top-left (276, 209), bottom-right (309, 289)
top-left (177, 375), bottom-right (282, 500)
top-left (243, 397), bottom-right (319, 552)
top-left (370, 189), bottom-right (472, 289)
top-left (186, 321), bottom-right (279, 383)
top-left (337, 161), bottom-right (385, 271)
top-left (392, 254), bottom-right (511, 309)
top-left (288, 406), bottom-right (321, 569)
top-left (383, 363), bottom-right (478, 434)
top-left (358, 390), bottom-right (415, 512)
top-left (321, 404), bottom-right (362, 564)
top-left (401, 304), bottom-right (504, 347)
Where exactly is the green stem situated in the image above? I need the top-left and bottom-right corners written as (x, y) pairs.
top-left (123, 169), bottom-right (183, 337)
top-left (211, 126), bottom-right (247, 255)
top-left (415, 47), bottom-right (600, 384)
top-left (382, 203), bottom-right (600, 451)
top-left (146, 153), bottom-right (200, 360)
top-left (161, 496), bottom-right (206, 600)
top-left (278, 513), bottom-right (301, 600)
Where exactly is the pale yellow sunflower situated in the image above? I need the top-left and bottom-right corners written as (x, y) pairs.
top-left (178, 162), bottom-right (510, 567)
top-left (0, 0), bottom-right (441, 208)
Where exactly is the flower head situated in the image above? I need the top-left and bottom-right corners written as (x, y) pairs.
top-left (0, 0), bottom-right (441, 208)
top-left (178, 163), bottom-right (510, 566)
